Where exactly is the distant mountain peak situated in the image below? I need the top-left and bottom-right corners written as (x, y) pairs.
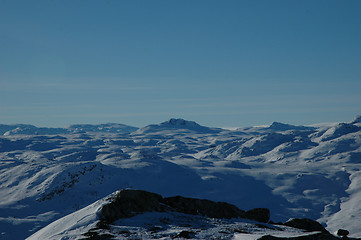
top-left (163, 118), bottom-right (200, 127)
top-left (269, 122), bottom-right (292, 128)
top-left (136, 118), bottom-right (221, 134)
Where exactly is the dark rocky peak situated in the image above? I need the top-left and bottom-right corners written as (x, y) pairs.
top-left (136, 118), bottom-right (222, 134)
top-left (164, 118), bottom-right (200, 127)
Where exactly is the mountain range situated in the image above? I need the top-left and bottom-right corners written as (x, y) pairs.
top-left (1, 117), bottom-right (361, 239)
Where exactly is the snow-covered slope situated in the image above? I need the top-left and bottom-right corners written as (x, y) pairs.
top-left (1, 117), bottom-right (361, 239)
top-left (26, 190), bottom-right (330, 240)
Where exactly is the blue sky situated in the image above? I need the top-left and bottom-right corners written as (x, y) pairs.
top-left (1, 0), bottom-right (361, 128)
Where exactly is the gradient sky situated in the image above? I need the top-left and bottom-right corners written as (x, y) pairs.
top-left (1, 0), bottom-right (361, 128)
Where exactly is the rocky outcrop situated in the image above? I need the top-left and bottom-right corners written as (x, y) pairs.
top-left (99, 189), bottom-right (270, 224)
top-left (258, 232), bottom-right (338, 240)
top-left (100, 189), bottom-right (166, 223)
top-left (337, 229), bottom-right (349, 238)
top-left (284, 218), bottom-right (328, 233)
top-left (163, 195), bottom-right (245, 219)
top-left (245, 208), bottom-right (270, 223)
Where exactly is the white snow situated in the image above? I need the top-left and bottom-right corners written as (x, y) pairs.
top-left (26, 192), bottom-right (112, 240)
top-left (1, 117), bottom-right (361, 239)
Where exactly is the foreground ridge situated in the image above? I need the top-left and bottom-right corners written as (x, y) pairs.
top-left (29, 189), bottom-right (349, 240)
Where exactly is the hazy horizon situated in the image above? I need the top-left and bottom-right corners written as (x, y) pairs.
top-left (1, 0), bottom-right (361, 128)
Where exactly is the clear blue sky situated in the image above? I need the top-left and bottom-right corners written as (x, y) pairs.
top-left (1, 0), bottom-right (361, 128)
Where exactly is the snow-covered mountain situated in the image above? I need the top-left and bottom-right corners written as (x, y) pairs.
top-left (1, 117), bottom-right (361, 239)
top-left (0, 123), bottom-right (138, 136)
top-left (135, 118), bottom-right (222, 134)
top-left (67, 123), bottom-right (138, 134)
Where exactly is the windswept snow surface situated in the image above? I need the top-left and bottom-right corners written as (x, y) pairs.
top-left (1, 118), bottom-right (361, 239)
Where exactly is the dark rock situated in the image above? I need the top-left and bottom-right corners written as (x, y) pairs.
top-left (337, 229), bottom-right (349, 237)
top-left (98, 189), bottom-right (274, 226)
top-left (245, 208), bottom-right (270, 223)
top-left (100, 189), bottom-right (165, 223)
top-left (269, 221), bottom-right (284, 225)
top-left (81, 231), bottom-right (114, 240)
top-left (95, 221), bottom-right (110, 230)
top-left (258, 232), bottom-right (338, 240)
top-left (284, 218), bottom-right (328, 233)
top-left (162, 195), bottom-right (245, 219)
top-left (174, 230), bottom-right (195, 239)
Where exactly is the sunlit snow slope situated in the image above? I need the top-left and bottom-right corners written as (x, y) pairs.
top-left (1, 117), bottom-right (361, 239)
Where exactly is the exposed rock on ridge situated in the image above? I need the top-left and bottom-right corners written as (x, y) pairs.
top-left (94, 190), bottom-right (341, 240)
top-left (99, 189), bottom-right (269, 224)
top-left (284, 218), bottom-right (329, 233)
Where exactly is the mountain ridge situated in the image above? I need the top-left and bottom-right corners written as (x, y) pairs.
top-left (27, 189), bottom-right (339, 240)
top-left (1, 115), bottom-right (361, 239)
top-left (0, 122), bottom-right (138, 136)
